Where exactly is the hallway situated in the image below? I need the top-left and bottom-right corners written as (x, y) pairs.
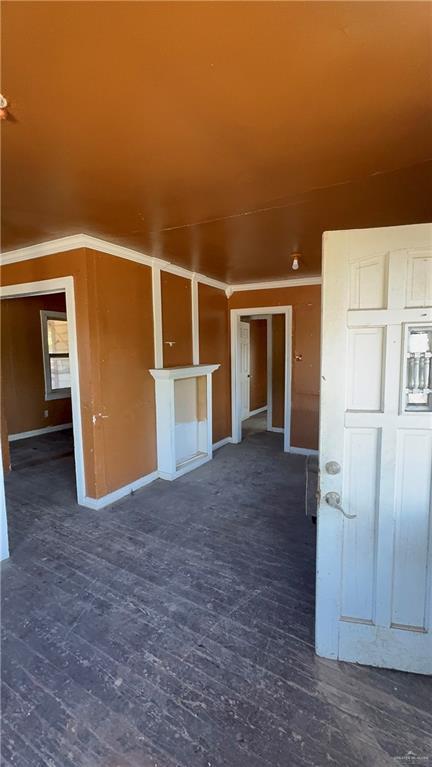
top-left (1, 431), bottom-right (431, 767)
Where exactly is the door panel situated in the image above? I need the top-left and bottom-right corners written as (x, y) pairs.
top-left (316, 223), bottom-right (432, 674)
top-left (406, 253), bottom-right (432, 307)
top-left (341, 427), bottom-right (380, 623)
top-left (392, 429), bottom-right (432, 631)
top-left (346, 327), bottom-right (385, 411)
top-left (349, 253), bottom-right (388, 310)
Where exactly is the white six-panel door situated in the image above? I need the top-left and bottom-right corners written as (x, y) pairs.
top-left (316, 223), bottom-right (432, 674)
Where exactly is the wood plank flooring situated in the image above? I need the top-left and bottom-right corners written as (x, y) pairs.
top-left (2, 430), bottom-right (431, 767)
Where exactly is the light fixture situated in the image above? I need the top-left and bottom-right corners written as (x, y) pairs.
top-left (291, 253), bottom-right (300, 271)
top-left (0, 94), bottom-right (8, 120)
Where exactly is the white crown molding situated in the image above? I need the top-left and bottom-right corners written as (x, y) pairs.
top-left (0, 234), bottom-right (227, 292)
top-left (0, 234), bottom-right (321, 292)
top-left (1, 234), bottom-right (90, 265)
top-left (229, 276), bottom-right (322, 292)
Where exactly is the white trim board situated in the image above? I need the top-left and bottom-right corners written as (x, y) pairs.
top-left (213, 436), bottom-right (232, 451)
top-left (1, 234), bottom-right (321, 294)
top-left (8, 423), bottom-right (73, 442)
top-left (290, 446), bottom-right (319, 456)
top-left (248, 406), bottom-right (267, 417)
top-left (151, 265), bottom-right (163, 368)
top-left (159, 454), bottom-right (211, 481)
top-left (191, 274), bottom-right (200, 365)
top-left (231, 306), bottom-right (292, 452)
top-left (0, 437), bottom-right (9, 561)
top-left (150, 364), bottom-right (219, 380)
top-left (229, 276), bottom-right (322, 292)
top-left (267, 316), bottom-right (273, 432)
top-left (83, 470), bottom-right (159, 510)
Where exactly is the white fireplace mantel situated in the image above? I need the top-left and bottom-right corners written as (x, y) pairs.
top-left (150, 364), bottom-right (220, 480)
top-left (150, 364), bottom-right (219, 381)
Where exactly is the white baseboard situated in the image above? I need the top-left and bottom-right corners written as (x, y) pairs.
top-left (269, 426), bottom-right (284, 434)
top-left (213, 436), bottom-right (232, 451)
top-left (290, 446), bottom-right (319, 456)
top-left (248, 406), bottom-right (267, 417)
top-left (82, 470), bottom-right (159, 510)
top-left (159, 452), bottom-right (212, 481)
top-left (9, 423), bottom-right (73, 442)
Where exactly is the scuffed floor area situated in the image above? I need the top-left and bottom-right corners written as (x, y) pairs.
top-left (2, 429), bottom-right (431, 766)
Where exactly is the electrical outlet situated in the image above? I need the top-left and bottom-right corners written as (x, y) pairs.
top-left (44, 410), bottom-right (48, 418)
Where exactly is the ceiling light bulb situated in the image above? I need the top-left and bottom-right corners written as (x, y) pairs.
top-left (292, 255), bottom-right (300, 270)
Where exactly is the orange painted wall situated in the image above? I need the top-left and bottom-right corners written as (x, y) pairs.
top-left (198, 283), bottom-right (231, 443)
top-left (249, 319), bottom-right (267, 411)
top-left (161, 272), bottom-right (193, 367)
top-left (229, 285), bottom-right (321, 450)
top-left (1, 293), bottom-right (72, 436)
top-left (85, 249), bottom-right (157, 494)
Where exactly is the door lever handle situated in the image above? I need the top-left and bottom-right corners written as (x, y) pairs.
top-left (324, 492), bottom-right (356, 519)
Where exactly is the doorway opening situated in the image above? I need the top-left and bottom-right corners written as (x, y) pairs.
top-left (231, 306), bottom-right (292, 451)
top-left (0, 277), bottom-right (85, 557)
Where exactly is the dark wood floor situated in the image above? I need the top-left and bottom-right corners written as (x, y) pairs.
top-left (2, 430), bottom-right (431, 767)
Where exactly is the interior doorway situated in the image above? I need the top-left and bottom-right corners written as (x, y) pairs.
top-left (231, 306), bottom-right (292, 451)
top-left (0, 277), bottom-right (85, 557)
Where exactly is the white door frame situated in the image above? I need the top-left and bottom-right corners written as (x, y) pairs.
top-left (266, 316), bottom-right (273, 432)
top-left (0, 277), bottom-right (86, 559)
top-left (0, 443), bottom-right (9, 561)
top-left (231, 306), bottom-right (292, 451)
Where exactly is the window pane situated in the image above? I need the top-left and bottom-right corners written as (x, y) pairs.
top-left (50, 357), bottom-right (71, 390)
top-left (47, 319), bottom-right (69, 354)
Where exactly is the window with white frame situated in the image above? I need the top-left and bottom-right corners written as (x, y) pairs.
top-left (40, 310), bottom-right (71, 400)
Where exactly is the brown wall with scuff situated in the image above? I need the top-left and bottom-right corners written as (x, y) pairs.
top-left (198, 283), bottom-right (231, 443)
top-left (85, 249), bottom-right (157, 494)
top-left (0, 249), bottom-right (157, 498)
top-left (1, 293), bottom-right (72, 437)
top-left (229, 285), bottom-right (321, 450)
top-left (271, 315), bottom-right (285, 428)
top-left (161, 272), bottom-right (193, 367)
top-left (249, 319), bottom-right (267, 412)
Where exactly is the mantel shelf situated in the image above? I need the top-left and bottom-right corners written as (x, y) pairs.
top-left (150, 364), bottom-right (220, 381)
top-left (150, 364), bottom-right (219, 481)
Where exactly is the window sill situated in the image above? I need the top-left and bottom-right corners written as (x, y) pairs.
top-left (45, 390), bottom-right (71, 401)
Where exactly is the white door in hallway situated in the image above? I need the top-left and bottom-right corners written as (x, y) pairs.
top-left (316, 223), bottom-right (432, 674)
top-left (240, 321), bottom-right (250, 421)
